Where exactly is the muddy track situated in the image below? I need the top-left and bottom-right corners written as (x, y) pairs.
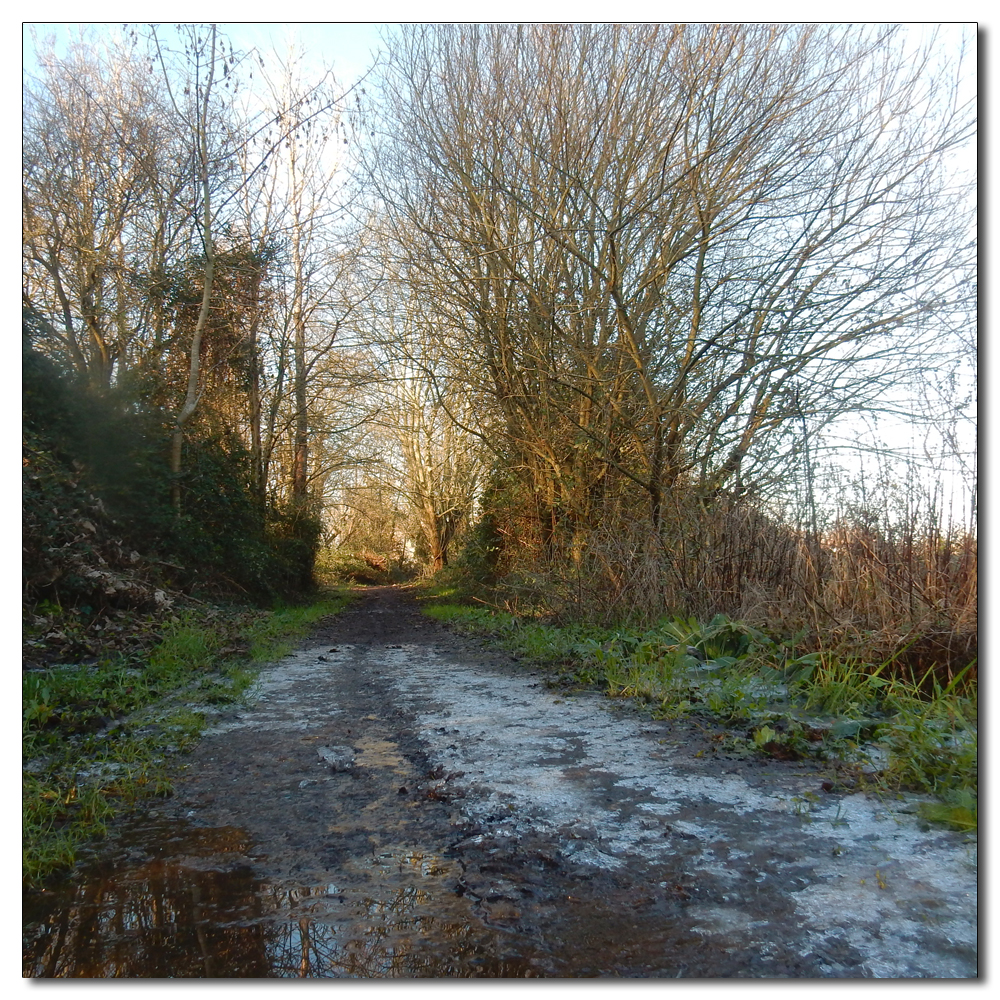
top-left (23, 586), bottom-right (977, 978)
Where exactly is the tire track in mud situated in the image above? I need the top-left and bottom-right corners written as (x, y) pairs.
top-left (23, 587), bottom-right (977, 978)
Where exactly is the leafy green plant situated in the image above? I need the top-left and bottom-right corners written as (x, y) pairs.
top-left (696, 669), bottom-right (779, 721)
top-left (23, 594), bottom-right (349, 884)
top-left (423, 596), bottom-right (977, 828)
top-left (657, 613), bottom-right (776, 663)
top-left (916, 788), bottom-right (977, 831)
top-left (753, 724), bottom-right (778, 747)
top-left (23, 677), bottom-right (55, 729)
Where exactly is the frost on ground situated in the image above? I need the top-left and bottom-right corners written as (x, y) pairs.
top-left (25, 588), bottom-right (977, 979)
top-left (376, 640), bottom-right (977, 978)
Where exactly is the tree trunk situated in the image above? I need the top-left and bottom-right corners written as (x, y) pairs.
top-left (169, 245), bottom-right (214, 512)
top-left (292, 309), bottom-right (309, 506)
top-left (169, 26), bottom-right (218, 514)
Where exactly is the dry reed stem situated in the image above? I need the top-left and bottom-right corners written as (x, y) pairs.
top-left (491, 494), bottom-right (976, 682)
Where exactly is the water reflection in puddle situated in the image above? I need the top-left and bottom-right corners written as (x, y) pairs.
top-left (23, 820), bottom-right (537, 978)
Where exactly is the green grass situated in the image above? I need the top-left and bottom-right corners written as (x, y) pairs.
top-left (422, 600), bottom-right (977, 832)
top-left (23, 592), bottom-right (350, 885)
top-left (244, 595), bottom-right (349, 661)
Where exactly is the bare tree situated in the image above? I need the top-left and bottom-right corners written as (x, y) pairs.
top-left (368, 24), bottom-right (975, 551)
top-left (25, 24), bottom-right (356, 512)
top-left (377, 332), bottom-right (484, 571)
top-left (22, 29), bottom-right (185, 385)
top-left (218, 39), bottom-right (370, 514)
top-left (149, 24), bottom-right (232, 509)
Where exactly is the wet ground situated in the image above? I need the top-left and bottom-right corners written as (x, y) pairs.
top-left (23, 587), bottom-right (978, 978)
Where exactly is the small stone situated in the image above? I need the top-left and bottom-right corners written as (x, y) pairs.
top-left (318, 746), bottom-right (355, 771)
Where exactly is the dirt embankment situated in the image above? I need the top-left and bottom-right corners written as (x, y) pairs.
top-left (24, 587), bottom-right (977, 978)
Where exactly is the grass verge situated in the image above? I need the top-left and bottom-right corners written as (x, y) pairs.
top-left (23, 591), bottom-right (349, 885)
top-left (420, 599), bottom-right (977, 833)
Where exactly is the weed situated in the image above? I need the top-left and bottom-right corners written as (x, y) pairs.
top-left (795, 653), bottom-right (893, 717)
top-left (23, 593), bottom-right (350, 885)
top-left (916, 788), bottom-right (977, 832)
top-left (421, 595), bottom-right (977, 830)
top-left (830, 801), bottom-right (850, 829)
top-left (791, 792), bottom-right (821, 819)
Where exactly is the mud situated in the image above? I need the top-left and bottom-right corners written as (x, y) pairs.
top-left (23, 586), bottom-right (978, 978)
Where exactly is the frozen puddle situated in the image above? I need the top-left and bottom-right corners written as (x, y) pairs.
top-left (24, 613), bottom-right (977, 979)
top-left (382, 644), bottom-right (978, 978)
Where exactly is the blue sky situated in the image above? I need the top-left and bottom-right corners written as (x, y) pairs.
top-left (19, 20), bottom-right (979, 521)
top-left (219, 23), bottom-right (387, 86)
top-left (24, 22), bottom-right (388, 88)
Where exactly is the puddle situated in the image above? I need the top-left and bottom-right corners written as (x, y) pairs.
top-left (24, 591), bottom-right (975, 979)
top-left (22, 819), bottom-right (539, 978)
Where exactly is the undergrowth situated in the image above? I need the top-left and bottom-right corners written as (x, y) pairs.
top-left (23, 592), bottom-right (349, 885)
top-left (420, 596), bottom-right (977, 834)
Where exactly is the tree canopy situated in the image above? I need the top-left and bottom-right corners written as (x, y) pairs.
top-left (23, 22), bottom-right (976, 610)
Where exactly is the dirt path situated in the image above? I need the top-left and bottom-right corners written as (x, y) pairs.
top-left (24, 587), bottom-right (977, 978)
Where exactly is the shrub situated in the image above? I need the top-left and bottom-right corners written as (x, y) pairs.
top-left (22, 335), bottom-right (321, 608)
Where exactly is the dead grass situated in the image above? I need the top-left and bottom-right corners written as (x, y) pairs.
top-left (490, 491), bottom-right (976, 689)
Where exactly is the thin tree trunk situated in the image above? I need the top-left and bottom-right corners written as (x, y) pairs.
top-left (292, 307), bottom-right (308, 506)
top-left (247, 263), bottom-right (264, 501)
top-left (170, 26), bottom-right (218, 514)
top-left (169, 245), bottom-right (214, 512)
top-left (287, 122), bottom-right (310, 510)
